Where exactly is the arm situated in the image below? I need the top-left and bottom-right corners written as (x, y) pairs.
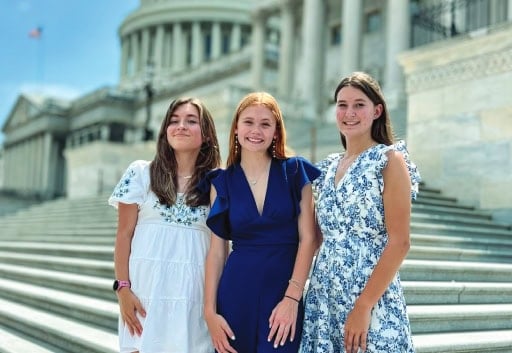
top-left (204, 186), bottom-right (237, 353)
top-left (114, 202), bottom-right (146, 336)
top-left (268, 183), bottom-right (318, 347)
top-left (344, 151), bottom-right (412, 353)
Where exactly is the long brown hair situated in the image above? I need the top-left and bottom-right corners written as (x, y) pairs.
top-left (334, 72), bottom-right (394, 149)
top-left (226, 92), bottom-right (290, 167)
top-left (150, 97), bottom-right (221, 206)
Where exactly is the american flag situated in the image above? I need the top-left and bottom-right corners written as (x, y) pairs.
top-left (29, 27), bottom-right (42, 39)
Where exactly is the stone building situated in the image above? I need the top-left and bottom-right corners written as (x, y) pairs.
top-left (1, 0), bottom-right (511, 222)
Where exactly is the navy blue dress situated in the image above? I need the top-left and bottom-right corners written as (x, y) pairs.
top-left (203, 157), bottom-right (320, 353)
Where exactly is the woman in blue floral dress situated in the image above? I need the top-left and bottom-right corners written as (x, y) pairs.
top-left (300, 72), bottom-right (420, 353)
top-left (108, 97), bottom-right (220, 353)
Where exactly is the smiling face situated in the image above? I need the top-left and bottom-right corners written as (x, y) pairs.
top-left (166, 102), bottom-right (203, 152)
top-left (335, 86), bottom-right (382, 141)
top-left (236, 104), bottom-right (276, 154)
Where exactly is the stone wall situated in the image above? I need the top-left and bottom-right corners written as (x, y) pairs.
top-left (400, 24), bottom-right (512, 223)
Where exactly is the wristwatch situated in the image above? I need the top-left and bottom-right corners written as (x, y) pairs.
top-left (113, 280), bottom-right (131, 292)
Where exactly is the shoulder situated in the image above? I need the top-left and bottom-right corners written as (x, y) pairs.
top-left (315, 153), bottom-right (340, 171)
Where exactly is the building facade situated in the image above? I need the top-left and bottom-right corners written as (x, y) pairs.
top-left (1, 0), bottom-right (511, 222)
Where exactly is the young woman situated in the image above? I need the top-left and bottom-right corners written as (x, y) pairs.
top-left (202, 92), bottom-right (320, 353)
top-left (109, 97), bottom-right (221, 353)
top-left (300, 72), bottom-right (421, 353)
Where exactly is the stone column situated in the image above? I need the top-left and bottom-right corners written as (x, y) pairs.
top-left (154, 25), bottom-right (165, 70)
top-left (301, 0), bottom-right (325, 118)
top-left (41, 132), bottom-right (51, 197)
top-left (508, 0), bottom-right (512, 20)
top-left (141, 28), bottom-right (150, 72)
top-left (130, 32), bottom-right (139, 76)
top-left (173, 23), bottom-right (185, 71)
top-left (120, 35), bottom-right (129, 78)
top-left (278, 0), bottom-right (295, 96)
top-left (251, 9), bottom-right (266, 89)
top-left (230, 23), bottom-right (242, 52)
top-left (191, 21), bottom-right (203, 67)
top-left (212, 22), bottom-right (222, 59)
top-left (341, 0), bottom-right (363, 76)
top-left (385, 0), bottom-right (409, 91)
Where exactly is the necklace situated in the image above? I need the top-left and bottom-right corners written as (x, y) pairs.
top-left (178, 175), bottom-right (192, 179)
top-left (243, 161), bottom-right (271, 186)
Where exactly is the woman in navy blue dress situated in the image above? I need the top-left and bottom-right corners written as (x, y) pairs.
top-left (202, 92), bottom-right (320, 353)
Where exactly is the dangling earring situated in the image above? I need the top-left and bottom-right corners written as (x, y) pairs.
top-left (235, 134), bottom-right (239, 156)
top-left (272, 138), bottom-right (276, 158)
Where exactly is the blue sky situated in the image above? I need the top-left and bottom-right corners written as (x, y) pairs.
top-left (0, 0), bottom-right (139, 144)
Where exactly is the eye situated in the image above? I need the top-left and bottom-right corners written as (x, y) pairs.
top-left (337, 103), bottom-right (347, 108)
top-left (169, 119), bottom-right (178, 125)
top-left (188, 119), bottom-right (199, 124)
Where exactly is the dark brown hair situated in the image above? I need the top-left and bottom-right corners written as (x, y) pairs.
top-left (334, 71), bottom-right (394, 149)
top-left (150, 97), bottom-right (221, 206)
top-left (226, 92), bottom-right (290, 167)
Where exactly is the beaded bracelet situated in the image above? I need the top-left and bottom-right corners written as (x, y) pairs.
top-left (284, 295), bottom-right (300, 303)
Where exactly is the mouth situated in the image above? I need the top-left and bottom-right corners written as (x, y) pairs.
top-left (343, 121), bottom-right (359, 126)
top-left (246, 137), bottom-right (264, 144)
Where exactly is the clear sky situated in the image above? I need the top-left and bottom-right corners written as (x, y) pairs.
top-left (0, 0), bottom-right (139, 144)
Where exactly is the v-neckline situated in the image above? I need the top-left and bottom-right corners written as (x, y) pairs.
top-left (240, 160), bottom-right (272, 217)
top-left (334, 146), bottom-right (376, 189)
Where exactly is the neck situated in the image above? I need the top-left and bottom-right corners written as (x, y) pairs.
top-left (175, 151), bottom-right (198, 178)
top-left (344, 138), bottom-right (377, 158)
top-left (240, 153), bottom-right (272, 174)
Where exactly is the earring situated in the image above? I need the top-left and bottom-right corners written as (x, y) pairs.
top-left (235, 134), bottom-right (239, 155)
top-left (272, 138), bottom-right (276, 158)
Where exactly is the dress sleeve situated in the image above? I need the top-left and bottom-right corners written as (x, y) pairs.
top-left (377, 141), bottom-right (421, 200)
top-left (108, 160), bottom-right (150, 208)
top-left (202, 169), bottom-right (231, 240)
top-left (285, 157), bottom-right (322, 215)
top-left (313, 153), bottom-right (338, 190)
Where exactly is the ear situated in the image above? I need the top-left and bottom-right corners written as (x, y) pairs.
top-left (374, 104), bottom-right (383, 120)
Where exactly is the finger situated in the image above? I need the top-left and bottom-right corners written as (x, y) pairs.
top-left (352, 333), bottom-right (360, 353)
top-left (222, 321), bottom-right (236, 341)
top-left (360, 331), bottom-right (367, 352)
top-left (289, 322), bottom-right (296, 342)
top-left (135, 300), bottom-right (146, 318)
top-left (268, 308), bottom-right (276, 326)
top-left (344, 331), bottom-right (353, 353)
top-left (279, 325), bottom-right (290, 346)
top-left (273, 325), bottom-right (286, 348)
top-left (267, 323), bottom-right (278, 342)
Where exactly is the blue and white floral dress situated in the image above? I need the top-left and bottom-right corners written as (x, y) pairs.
top-left (108, 160), bottom-right (213, 353)
top-left (300, 141), bottom-right (420, 353)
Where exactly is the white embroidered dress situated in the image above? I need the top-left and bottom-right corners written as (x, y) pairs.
top-left (108, 160), bottom-right (213, 353)
top-left (300, 141), bottom-right (420, 353)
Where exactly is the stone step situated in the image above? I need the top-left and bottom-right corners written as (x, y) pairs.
top-left (412, 233), bottom-right (512, 252)
top-left (400, 259), bottom-right (512, 282)
top-left (0, 297), bottom-right (117, 353)
top-left (412, 203), bottom-right (493, 220)
top-left (0, 277), bottom-right (117, 331)
top-left (409, 304), bottom-right (512, 334)
top-left (0, 234), bottom-right (114, 245)
top-left (413, 197), bottom-right (477, 210)
top-left (408, 244), bottom-right (512, 263)
top-left (0, 252), bottom-right (113, 278)
top-left (0, 263), bottom-right (114, 301)
top-left (411, 212), bottom-right (510, 229)
top-left (0, 327), bottom-right (56, 353)
top-left (403, 281), bottom-right (512, 305)
top-left (411, 221), bottom-right (512, 239)
top-left (413, 330), bottom-right (512, 353)
top-left (0, 242), bottom-right (113, 261)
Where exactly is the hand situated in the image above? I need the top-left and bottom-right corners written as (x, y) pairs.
top-left (117, 288), bottom-right (146, 336)
top-left (267, 296), bottom-right (298, 348)
top-left (205, 312), bottom-right (237, 353)
top-left (344, 303), bottom-right (372, 353)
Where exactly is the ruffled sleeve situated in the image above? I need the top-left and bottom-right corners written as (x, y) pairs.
top-left (376, 141), bottom-right (421, 200)
top-left (201, 168), bottom-right (231, 240)
top-left (313, 153), bottom-right (339, 190)
top-left (108, 160), bottom-right (150, 208)
top-left (284, 156), bottom-right (321, 214)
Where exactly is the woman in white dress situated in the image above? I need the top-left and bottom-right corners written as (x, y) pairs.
top-left (109, 97), bottom-right (221, 353)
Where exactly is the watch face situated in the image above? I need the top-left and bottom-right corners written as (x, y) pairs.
top-left (113, 280), bottom-right (119, 291)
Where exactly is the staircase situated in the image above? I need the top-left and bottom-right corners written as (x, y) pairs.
top-left (0, 186), bottom-right (511, 352)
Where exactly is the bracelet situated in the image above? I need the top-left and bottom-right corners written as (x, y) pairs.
top-left (288, 278), bottom-right (303, 290)
top-left (284, 295), bottom-right (300, 303)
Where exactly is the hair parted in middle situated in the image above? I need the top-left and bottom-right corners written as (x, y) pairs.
top-left (334, 71), bottom-right (394, 149)
top-left (150, 97), bottom-right (221, 207)
top-left (226, 91), bottom-right (290, 167)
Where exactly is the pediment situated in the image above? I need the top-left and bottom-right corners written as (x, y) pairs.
top-left (1, 94), bottom-right (44, 133)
